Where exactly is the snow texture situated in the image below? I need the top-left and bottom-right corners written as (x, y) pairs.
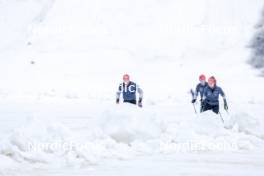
top-left (0, 0), bottom-right (264, 175)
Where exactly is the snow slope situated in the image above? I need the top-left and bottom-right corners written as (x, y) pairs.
top-left (0, 0), bottom-right (264, 175)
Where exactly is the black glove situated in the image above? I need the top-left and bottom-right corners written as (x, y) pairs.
top-left (191, 99), bottom-right (196, 103)
top-left (224, 99), bottom-right (228, 110)
top-left (116, 98), bottom-right (120, 104)
top-left (138, 98), bottom-right (143, 108)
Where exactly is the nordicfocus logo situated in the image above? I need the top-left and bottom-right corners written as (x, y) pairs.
top-left (120, 85), bottom-right (137, 93)
top-left (25, 140), bottom-right (238, 153)
top-left (26, 141), bottom-right (105, 152)
top-left (160, 141), bottom-right (238, 152)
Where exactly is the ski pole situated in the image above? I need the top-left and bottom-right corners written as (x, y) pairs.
top-left (219, 111), bottom-right (224, 123)
top-left (192, 103), bottom-right (197, 114)
top-left (190, 89), bottom-right (197, 114)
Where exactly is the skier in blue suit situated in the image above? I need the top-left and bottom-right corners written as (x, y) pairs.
top-left (201, 76), bottom-right (228, 114)
top-left (116, 74), bottom-right (143, 107)
top-left (192, 74), bottom-right (208, 112)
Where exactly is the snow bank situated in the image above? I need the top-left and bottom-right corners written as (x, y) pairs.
top-left (0, 105), bottom-right (162, 166)
top-left (1, 104), bottom-right (264, 166)
top-left (229, 112), bottom-right (264, 140)
top-left (161, 111), bottom-right (264, 153)
top-left (99, 104), bottom-right (165, 144)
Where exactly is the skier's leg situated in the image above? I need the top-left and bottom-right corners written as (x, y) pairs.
top-left (201, 103), bottom-right (211, 113)
top-left (212, 105), bottom-right (219, 114)
top-left (200, 103), bottom-right (204, 113)
top-left (124, 100), bottom-right (137, 105)
top-left (130, 100), bottom-right (137, 105)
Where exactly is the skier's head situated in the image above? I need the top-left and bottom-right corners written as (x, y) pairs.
top-left (208, 76), bottom-right (216, 88)
top-left (199, 74), bottom-right (206, 85)
top-left (123, 74), bottom-right (130, 84)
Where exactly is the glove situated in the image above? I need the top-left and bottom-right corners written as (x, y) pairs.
top-left (191, 99), bottom-right (196, 103)
top-left (138, 98), bottom-right (143, 108)
top-left (224, 99), bottom-right (228, 110)
top-left (116, 98), bottom-right (119, 104)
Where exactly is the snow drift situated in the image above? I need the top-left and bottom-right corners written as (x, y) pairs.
top-left (1, 104), bottom-right (264, 167)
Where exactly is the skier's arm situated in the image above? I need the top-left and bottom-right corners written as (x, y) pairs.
top-left (194, 84), bottom-right (199, 99)
top-left (137, 85), bottom-right (143, 101)
top-left (220, 87), bottom-right (228, 110)
top-left (193, 84), bottom-right (199, 101)
top-left (201, 87), bottom-right (207, 101)
top-left (116, 84), bottom-right (122, 103)
top-left (137, 85), bottom-right (143, 107)
top-left (219, 87), bottom-right (226, 99)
